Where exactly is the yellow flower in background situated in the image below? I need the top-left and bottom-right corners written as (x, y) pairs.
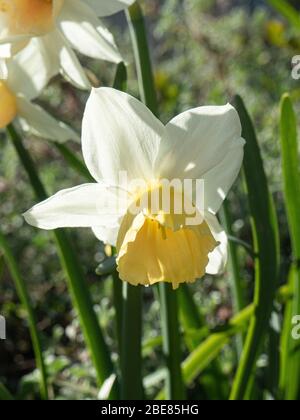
top-left (0, 40), bottom-right (78, 142)
top-left (0, 0), bottom-right (134, 89)
top-left (24, 88), bottom-right (245, 289)
top-left (0, 80), bottom-right (17, 127)
top-left (0, 0), bottom-right (64, 38)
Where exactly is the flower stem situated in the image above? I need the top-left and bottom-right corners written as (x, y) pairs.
top-left (0, 229), bottom-right (48, 400)
top-left (126, 3), bottom-right (159, 116)
top-left (7, 123), bottom-right (118, 398)
top-left (111, 62), bottom-right (128, 359)
top-left (121, 283), bottom-right (143, 400)
top-left (112, 54), bottom-right (144, 399)
top-left (127, 2), bottom-right (185, 400)
top-left (159, 284), bottom-right (186, 399)
top-left (112, 271), bottom-right (123, 353)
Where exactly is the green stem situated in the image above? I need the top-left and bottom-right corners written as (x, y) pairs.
top-left (0, 230), bottom-right (48, 400)
top-left (113, 59), bottom-right (144, 397)
top-left (8, 125), bottom-right (46, 199)
top-left (111, 62), bottom-right (128, 358)
top-left (121, 284), bottom-right (143, 400)
top-left (7, 123), bottom-right (118, 398)
top-left (127, 2), bottom-right (185, 400)
top-left (126, 3), bottom-right (159, 116)
top-left (112, 272), bottom-right (122, 353)
top-left (159, 284), bottom-right (186, 399)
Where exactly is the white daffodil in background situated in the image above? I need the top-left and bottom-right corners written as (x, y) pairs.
top-left (24, 88), bottom-right (245, 289)
top-left (0, 0), bottom-right (134, 89)
top-left (0, 40), bottom-right (78, 142)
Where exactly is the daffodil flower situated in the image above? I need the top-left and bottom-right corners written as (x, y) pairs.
top-left (0, 40), bottom-right (78, 142)
top-left (0, 0), bottom-right (134, 89)
top-left (24, 88), bottom-right (245, 289)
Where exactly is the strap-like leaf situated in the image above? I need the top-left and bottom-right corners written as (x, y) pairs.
top-left (230, 95), bottom-right (280, 400)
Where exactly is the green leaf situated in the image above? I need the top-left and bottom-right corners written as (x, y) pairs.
top-left (0, 229), bottom-right (48, 400)
top-left (113, 62), bottom-right (128, 91)
top-left (183, 304), bottom-right (254, 387)
top-left (155, 304), bottom-right (254, 400)
top-left (178, 284), bottom-right (204, 351)
top-left (0, 383), bottom-right (14, 401)
top-left (280, 94), bottom-right (300, 255)
top-left (267, 0), bottom-right (300, 30)
top-left (156, 285), bottom-right (292, 400)
top-left (220, 200), bottom-right (245, 314)
top-left (279, 93), bottom-right (300, 399)
top-left (220, 200), bottom-right (246, 357)
top-left (230, 96), bottom-right (280, 400)
top-left (279, 266), bottom-right (297, 399)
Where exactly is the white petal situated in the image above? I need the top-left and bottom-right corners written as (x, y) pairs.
top-left (205, 213), bottom-right (228, 276)
top-left (24, 183), bottom-right (129, 230)
top-left (82, 87), bottom-right (165, 185)
top-left (0, 59), bottom-right (7, 78)
top-left (16, 96), bottom-right (80, 143)
top-left (156, 104), bottom-right (242, 177)
top-left (6, 38), bottom-right (57, 100)
top-left (41, 30), bottom-right (91, 90)
top-left (0, 33), bottom-right (32, 46)
top-left (92, 225), bottom-right (119, 246)
top-left (203, 140), bottom-right (245, 214)
top-left (85, 0), bottom-right (134, 16)
top-left (58, 0), bottom-right (121, 63)
top-left (0, 39), bottom-right (29, 58)
top-left (155, 103), bottom-right (244, 213)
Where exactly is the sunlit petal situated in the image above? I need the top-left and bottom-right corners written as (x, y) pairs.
top-left (24, 183), bottom-right (129, 230)
top-left (82, 87), bottom-right (165, 184)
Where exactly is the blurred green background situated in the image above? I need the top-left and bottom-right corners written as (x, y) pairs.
top-left (0, 0), bottom-right (299, 400)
